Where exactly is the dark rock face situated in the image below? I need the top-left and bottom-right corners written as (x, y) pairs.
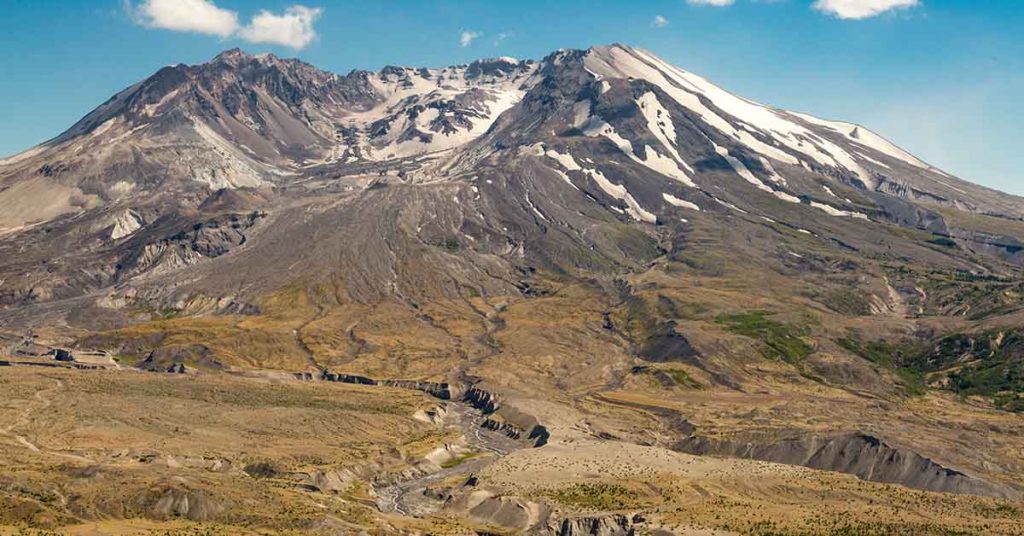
top-left (463, 386), bottom-right (549, 446)
top-left (464, 387), bottom-right (501, 414)
top-left (674, 432), bottom-right (1019, 500)
top-left (242, 461), bottom-right (279, 479)
top-left (51, 348), bottom-right (74, 362)
top-left (638, 321), bottom-right (699, 363)
top-left (482, 417), bottom-right (524, 439)
top-left (116, 211), bottom-right (265, 281)
top-left (319, 370), bottom-right (451, 399)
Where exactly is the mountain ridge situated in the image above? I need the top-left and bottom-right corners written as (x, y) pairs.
top-left (3, 44), bottom-right (1024, 317)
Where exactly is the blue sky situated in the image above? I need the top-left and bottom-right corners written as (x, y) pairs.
top-left (1, 0), bottom-right (1021, 194)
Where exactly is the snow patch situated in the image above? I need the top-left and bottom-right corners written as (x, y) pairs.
top-left (856, 151), bottom-right (890, 169)
top-left (637, 92), bottom-right (694, 173)
top-left (758, 157), bottom-right (787, 185)
top-left (583, 118), bottom-right (695, 187)
top-left (773, 191), bottom-right (801, 203)
top-left (810, 201), bottom-right (869, 220)
top-left (525, 192), bottom-right (548, 221)
top-left (543, 148), bottom-right (583, 190)
top-left (587, 168), bottom-right (656, 223)
top-left (793, 112), bottom-right (930, 171)
top-left (584, 46), bottom-right (885, 186)
top-left (662, 193), bottom-right (700, 211)
top-left (713, 197), bottom-right (748, 214)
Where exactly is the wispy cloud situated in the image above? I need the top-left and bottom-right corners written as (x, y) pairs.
top-left (128, 0), bottom-right (322, 49)
top-left (492, 32), bottom-right (513, 46)
top-left (652, 15), bottom-right (669, 28)
top-left (238, 6), bottom-right (321, 49)
top-left (812, 0), bottom-right (921, 20)
top-left (459, 30), bottom-right (481, 47)
top-left (686, 0), bottom-right (735, 6)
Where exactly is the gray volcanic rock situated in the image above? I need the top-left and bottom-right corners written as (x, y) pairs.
top-left (1, 43), bottom-right (1023, 332)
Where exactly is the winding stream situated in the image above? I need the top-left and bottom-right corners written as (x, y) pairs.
top-left (374, 402), bottom-right (523, 516)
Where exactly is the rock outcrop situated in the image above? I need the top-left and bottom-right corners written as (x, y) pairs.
top-left (675, 432), bottom-right (1019, 499)
top-left (317, 370), bottom-right (452, 399)
top-left (137, 482), bottom-right (225, 522)
top-left (463, 387), bottom-right (550, 446)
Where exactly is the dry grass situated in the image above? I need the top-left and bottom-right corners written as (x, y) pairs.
top-left (480, 440), bottom-right (1024, 535)
top-left (0, 366), bottom-right (448, 533)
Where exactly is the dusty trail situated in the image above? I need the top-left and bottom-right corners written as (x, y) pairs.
top-left (1, 377), bottom-right (94, 463)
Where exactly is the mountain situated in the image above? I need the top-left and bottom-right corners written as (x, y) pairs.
top-left (3, 44), bottom-right (1023, 310)
top-left (2, 45), bottom-right (1024, 534)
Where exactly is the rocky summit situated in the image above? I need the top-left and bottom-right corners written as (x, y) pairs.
top-left (1, 45), bottom-right (1024, 535)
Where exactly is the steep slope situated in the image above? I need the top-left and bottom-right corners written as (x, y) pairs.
top-left (0, 44), bottom-right (1021, 327)
top-left (3, 44), bottom-right (1024, 533)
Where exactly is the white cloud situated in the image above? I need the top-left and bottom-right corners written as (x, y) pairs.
top-left (652, 15), bottom-right (669, 28)
top-left (132, 0), bottom-right (239, 37)
top-left (129, 1), bottom-right (322, 49)
top-left (238, 6), bottom-right (322, 49)
top-left (812, 0), bottom-right (920, 19)
top-left (686, 0), bottom-right (735, 6)
top-left (460, 30), bottom-right (481, 47)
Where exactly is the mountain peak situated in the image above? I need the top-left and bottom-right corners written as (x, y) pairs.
top-left (211, 47), bottom-right (251, 63)
top-left (209, 48), bottom-right (289, 69)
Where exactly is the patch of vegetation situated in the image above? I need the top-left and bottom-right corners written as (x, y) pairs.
top-left (993, 393), bottom-right (1024, 412)
top-left (664, 368), bottom-right (703, 389)
top-left (837, 336), bottom-right (927, 396)
top-left (913, 331), bottom-right (1024, 410)
top-left (672, 251), bottom-right (727, 277)
top-left (919, 272), bottom-right (1024, 320)
top-left (440, 452), bottom-right (478, 469)
top-left (543, 483), bottom-right (646, 511)
top-left (424, 237), bottom-right (464, 251)
top-left (636, 365), bottom-right (705, 389)
top-left (155, 307), bottom-right (183, 319)
top-left (716, 311), bottom-right (813, 364)
top-left (655, 294), bottom-right (679, 318)
top-left (841, 330), bottom-right (1024, 409)
top-left (836, 337), bottom-right (902, 367)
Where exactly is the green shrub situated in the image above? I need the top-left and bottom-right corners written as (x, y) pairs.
top-left (717, 311), bottom-right (813, 363)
